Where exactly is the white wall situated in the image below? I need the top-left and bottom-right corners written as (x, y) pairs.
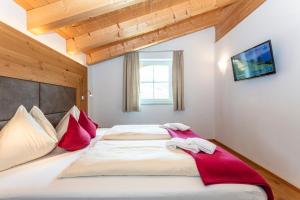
top-left (0, 1), bottom-right (85, 65)
top-left (89, 28), bottom-right (216, 138)
top-left (215, 0), bottom-right (300, 187)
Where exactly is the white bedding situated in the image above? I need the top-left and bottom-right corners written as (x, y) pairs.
top-left (102, 125), bottom-right (171, 140)
top-left (0, 128), bottom-right (267, 200)
top-left (60, 140), bottom-right (199, 178)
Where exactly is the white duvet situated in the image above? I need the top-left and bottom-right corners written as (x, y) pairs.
top-left (60, 140), bottom-right (199, 178)
top-left (101, 125), bottom-right (171, 140)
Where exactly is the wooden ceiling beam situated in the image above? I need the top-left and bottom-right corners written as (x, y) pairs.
top-left (67, 0), bottom-right (238, 54)
top-left (26, 0), bottom-right (148, 34)
top-left (15, 0), bottom-right (267, 65)
top-left (56, 0), bottom-right (188, 39)
top-left (215, 0), bottom-right (266, 41)
top-left (86, 8), bottom-right (220, 65)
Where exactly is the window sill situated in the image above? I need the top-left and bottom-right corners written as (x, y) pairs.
top-left (140, 99), bottom-right (173, 105)
top-left (141, 103), bottom-right (173, 105)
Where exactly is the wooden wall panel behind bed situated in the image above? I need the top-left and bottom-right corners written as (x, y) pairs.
top-left (0, 22), bottom-right (87, 111)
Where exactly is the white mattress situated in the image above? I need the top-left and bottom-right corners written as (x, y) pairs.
top-left (0, 128), bottom-right (267, 200)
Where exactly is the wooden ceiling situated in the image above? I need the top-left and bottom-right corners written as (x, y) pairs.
top-left (15, 0), bottom-right (265, 65)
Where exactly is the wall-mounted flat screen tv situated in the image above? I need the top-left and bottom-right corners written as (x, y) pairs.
top-left (231, 40), bottom-right (276, 81)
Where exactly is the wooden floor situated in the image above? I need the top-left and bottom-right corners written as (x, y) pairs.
top-left (212, 140), bottom-right (300, 200)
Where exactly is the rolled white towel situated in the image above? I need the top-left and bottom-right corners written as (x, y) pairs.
top-left (186, 138), bottom-right (216, 154)
top-left (160, 123), bottom-right (190, 131)
top-left (166, 138), bottom-right (200, 153)
top-left (165, 138), bottom-right (181, 150)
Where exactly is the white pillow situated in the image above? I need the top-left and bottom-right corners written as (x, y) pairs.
top-left (55, 105), bottom-right (80, 141)
top-left (30, 106), bottom-right (58, 142)
top-left (0, 105), bottom-right (57, 172)
top-left (171, 123), bottom-right (191, 131)
top-left (160, 123), bottom-right (179, 130)
top-left (161, 123), bottom-right (191, 131)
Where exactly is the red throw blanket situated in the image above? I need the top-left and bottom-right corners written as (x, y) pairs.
top-left (167, 129), bottom-right (273, 200)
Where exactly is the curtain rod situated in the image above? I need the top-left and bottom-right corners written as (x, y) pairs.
top-left (138, 50), bottom-right (183, 53)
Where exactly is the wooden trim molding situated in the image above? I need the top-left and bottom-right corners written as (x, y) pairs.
top-left (0, 22), bottom-right (88, 111)
top-left (211, 139), bottom-right (300, 199)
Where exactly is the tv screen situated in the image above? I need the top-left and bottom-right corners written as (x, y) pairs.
top-left (231, 41), bottom-right (276, 81)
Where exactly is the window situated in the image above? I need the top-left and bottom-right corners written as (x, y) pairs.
top-left (140, 58), bottom-right (173, 105)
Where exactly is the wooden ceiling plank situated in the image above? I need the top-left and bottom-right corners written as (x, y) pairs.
top-left (15, 0), bottom-right (60, 10)
top-left (30, 0), bottom-right (51, 8)
top-left (14, 0), bottom-right (34, 10)
top-left (67, 0), bottom-right (238, 54)
top-left (215, 0), bottom-right (266, 41)
top-left (86, 8), bottom-right (220, 65)
top-left (26, 0), bottom-right (148, 34)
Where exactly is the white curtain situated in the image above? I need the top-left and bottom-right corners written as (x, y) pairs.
top-left (172, 50), bottom-right (184, 111)
top-left (123, 52), bottom-right (140, 112)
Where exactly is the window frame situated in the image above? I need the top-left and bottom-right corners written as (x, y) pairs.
top-left (139, 58), bottom-right (173, 105)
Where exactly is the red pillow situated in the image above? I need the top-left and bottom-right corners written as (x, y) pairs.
top-left (58, 115), bottom-right (91, 151)
top-left (78, 111), bottom-right (97, 138)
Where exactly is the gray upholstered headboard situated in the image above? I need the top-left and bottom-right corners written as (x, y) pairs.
top-left (0, 76), bottom-right (76, 129)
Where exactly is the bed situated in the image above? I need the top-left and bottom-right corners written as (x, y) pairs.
top-left (0, 128), bottom-right (267, 200)
top-left (0, 76), bottom-right (268, 200)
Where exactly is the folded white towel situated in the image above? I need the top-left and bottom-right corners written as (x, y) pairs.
top-left (160, 123), bottom-right (191, 131)
top-left (166, 138), bottom-right (199, 153)
top-left (166, 138), bottom-right (216, 154)
top-left (186, 138), bottom-right (216, 154)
